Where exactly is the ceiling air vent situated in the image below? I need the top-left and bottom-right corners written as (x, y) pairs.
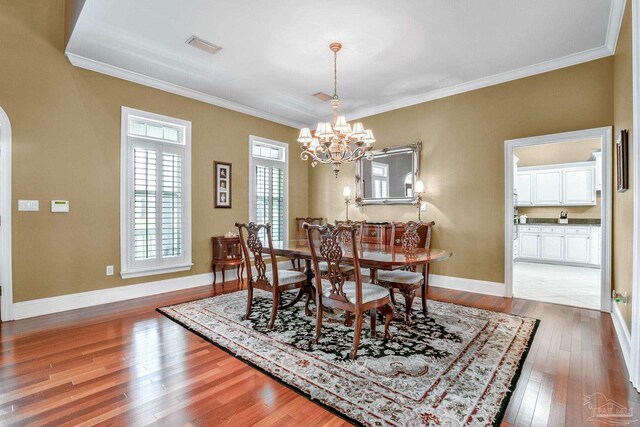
top-left (185, 35), bottom-right (222, 56)
top-left (313, 92), bottom-right (332, 101)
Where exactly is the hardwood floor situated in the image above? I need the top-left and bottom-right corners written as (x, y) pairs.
top-left (1, 281), bottom-right (638, 426)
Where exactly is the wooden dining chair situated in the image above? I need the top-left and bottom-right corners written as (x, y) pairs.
top-left (324, 220), bottom-right (365, 279)
top-left (376, 220), bottom-right (435, 323)
top-left (305, 223), bottom-right (393, 359)
top-left (236, 222), bottom-right (310, 329)
top-left (291, 217), bottom-right (324, 270)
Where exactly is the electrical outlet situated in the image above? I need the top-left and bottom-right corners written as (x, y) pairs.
top-left (106, 265), bottom-right (114, 276)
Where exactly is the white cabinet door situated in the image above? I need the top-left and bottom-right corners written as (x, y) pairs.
top-left (533, 170), bottom-right (562, 205)
top-left (541, 234), bottom-right (564, 260)
top-left (563, 168), bottom-right (595, 205)
top-left (565, 235), bottom-right (591, 263)
top-left (515, 173), bottom-right (533, 206)
top-left (519, 233), bottom-right (540, 258)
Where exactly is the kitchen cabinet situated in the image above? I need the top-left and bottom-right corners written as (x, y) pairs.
top-left (519, 232), bottom-right (540, 258)
top-left (515, 162), bottom-right (596, 207)
top-left (540, 234), bottom-right (564, 261)
top-left (565, 234), bottom-right (590, 263)
top-left (563, 168), bottom-right (595, 205)
top-left (515, 224), bottom-right (600, 267)
top-left (515, 173), bottom-right (533, 205)
top-left (534, 171), bottom-right (562, 205)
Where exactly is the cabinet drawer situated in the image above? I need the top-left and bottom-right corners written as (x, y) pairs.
top-left (519, 226), bottom-right (540, 233)
top-left (565, 227), bottom-right (590, 235)
top-left (540, 226), bottom-right (564, 234)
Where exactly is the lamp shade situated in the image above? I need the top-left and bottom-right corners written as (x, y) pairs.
top-left (343, 185), bottom-right (352, 199)
top-left (414, 179), bottom-right (425, 193)
top-left (317, 122), bottom-right (334, 139)
top-left (297, 127), bottom-right (312, 143)
top-left (334, 116), bottom-right (350, 133)
top-left (310, 138), bottom-right (320, 149)
top-left (351, 122), bottom-right (366, 139)
top-left (363, 129), bottom-right (376, 144)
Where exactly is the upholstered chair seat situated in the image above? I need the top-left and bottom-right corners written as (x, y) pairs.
top-left (321, 279), bottom-right (389, 304)
top-left (377, 270), bottom-right (423, 285)
top-left (257, 270), bottom-right (307, 286)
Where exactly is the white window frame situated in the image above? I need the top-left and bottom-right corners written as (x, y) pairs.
top-left (372, 161), bottom-right (389, 199)
top-left (248, 136), bottom-right (289, 244)
top-left (120, 107), bottom-right (192, 279)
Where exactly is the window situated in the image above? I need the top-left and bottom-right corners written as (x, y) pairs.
top-left (249, 136), bottom-right (288, 245)
top-left (120, 107), bottom-right (192, 278)
top-left (372, 162), bottom-right (389, 198)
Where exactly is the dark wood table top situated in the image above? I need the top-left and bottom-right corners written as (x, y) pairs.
top-left (266, 240), bottom-right (452, 269)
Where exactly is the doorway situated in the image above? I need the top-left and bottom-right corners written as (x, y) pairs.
top-left (504, 128), bottom-right (612, 312)
top-left (0, 106), bottom-right (12, 321)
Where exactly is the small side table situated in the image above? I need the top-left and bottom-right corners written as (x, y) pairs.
top-left (211, 236), bottom-right (244, 286)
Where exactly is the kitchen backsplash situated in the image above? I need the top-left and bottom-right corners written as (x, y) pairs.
top-left (518, 204), bottom-right (601, 219)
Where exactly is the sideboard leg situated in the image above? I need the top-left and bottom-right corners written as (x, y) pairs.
top-left (212, 265), bottom-right (217, 286)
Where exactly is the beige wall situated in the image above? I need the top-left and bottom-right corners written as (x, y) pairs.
top-left (613, 0), bottom-right (634, 330)
top-left (309, 58), bottom-right (613, 284)
top-left (515, 138), bottom-right (602, 219)
top-left (0, 0), bottom-right (305, 302)
top-left (514, 138), bottom-right (601, 167)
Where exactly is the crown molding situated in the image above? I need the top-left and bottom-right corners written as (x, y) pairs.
top-left (65, 52), bottom-right (304, 129)
top-left (346, 45), bottom-right (614, 121)
top-left (606, 0), bottom-right (627, 53)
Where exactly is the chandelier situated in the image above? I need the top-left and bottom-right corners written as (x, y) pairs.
top-left (297, 42), bottom-right (375, 177)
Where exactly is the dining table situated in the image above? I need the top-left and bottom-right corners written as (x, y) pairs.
top-left (266, 239), bottom-right (452, 284)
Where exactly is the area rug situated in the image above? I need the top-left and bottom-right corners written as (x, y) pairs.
top-left (158, 290), bottom-right (538, 426)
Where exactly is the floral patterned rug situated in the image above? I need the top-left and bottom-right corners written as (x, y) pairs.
top-left (158, 290), bottom-right (538, 426)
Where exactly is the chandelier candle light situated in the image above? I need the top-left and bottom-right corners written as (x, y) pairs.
top-left (297, 43), bottom-right (375, 177)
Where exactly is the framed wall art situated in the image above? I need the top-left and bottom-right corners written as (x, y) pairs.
top-left (616, 129), bottom-right (628, 193)
top-left (214, 161), bottom-right (232, 208)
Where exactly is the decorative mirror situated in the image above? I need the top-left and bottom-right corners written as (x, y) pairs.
top-left (355, 142), bottom-right (421, 205)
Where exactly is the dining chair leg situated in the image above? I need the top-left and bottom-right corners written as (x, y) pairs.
top-left (370, 309), bottom-right (377, 337)
top-left (389, 288), bottom-right (397, 306)
top-left (421, 282), bottom-right (428, 314)
top-left (400, 288), bottom-right (415, 324)
top-left (350, 310), bottom-right (364, 359)
top-left (244, 284), bottom-right (254, 320)
top-left (315, 296), bottom-right (323, 343)
top-left (379, 304), bottom-right (393, 339)
top-left (268, 290), bottom-right (280, 330)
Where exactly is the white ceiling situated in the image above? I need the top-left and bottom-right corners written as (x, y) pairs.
top-left (66, 0), bottom-right (624, 128)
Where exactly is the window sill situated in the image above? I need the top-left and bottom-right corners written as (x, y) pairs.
top-left (120, 263), bottom-right (193, 279)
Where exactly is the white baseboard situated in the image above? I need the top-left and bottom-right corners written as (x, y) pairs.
top-left (611, 300), bottom-right (632, 374)
top-left (12, 263), bottom-right (503, 320)
top-left (12, 272), bottom-right (214, 320)
top-left (429, 274), bottom-right (506, 297)
top-left (11, 261), bottom-right (293, 320)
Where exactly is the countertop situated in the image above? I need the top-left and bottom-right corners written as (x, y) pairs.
top-left (518, 218), bottom-right (600, 226)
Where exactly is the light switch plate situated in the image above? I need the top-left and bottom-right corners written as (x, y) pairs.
top-left (18, 200), bottom-right (39, 211)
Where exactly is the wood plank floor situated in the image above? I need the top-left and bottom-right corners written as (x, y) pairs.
top-left (1, 281), bottom-right (638, 426)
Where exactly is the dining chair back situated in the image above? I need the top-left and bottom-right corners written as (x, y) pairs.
top-left (305, 223), bottom-right (393, 359)
top-left (236, 222), bottom-right (309, 329)
top-left (295, 217), bottom-right (323, 240)
top-left (379, 220), bottom-right (436, 323)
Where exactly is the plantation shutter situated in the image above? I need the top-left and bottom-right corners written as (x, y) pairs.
top-left (122, 109), bottom-right (191, 278)
top-left (250, 138), bottom-right (287, 245)
top-left (254, 164), bottom-right (285, 244)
